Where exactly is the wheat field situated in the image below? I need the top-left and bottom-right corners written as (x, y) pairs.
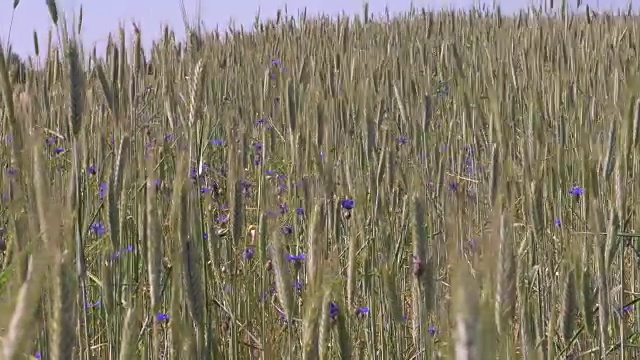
top-left (0, 1), bottom-right (639, 359)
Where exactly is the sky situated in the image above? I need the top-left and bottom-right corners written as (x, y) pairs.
top-left (0, 0), bottom-right (634, 58)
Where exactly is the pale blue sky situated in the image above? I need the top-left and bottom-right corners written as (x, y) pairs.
top-left (0, 0), bottom-right (633, 58)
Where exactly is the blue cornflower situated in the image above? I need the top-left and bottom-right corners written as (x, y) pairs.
top-left (189, 167), bottom-right (199, 180)
top-left (85, 299), bottom-right (102, 309)
top-left (554, 218), bottom-right (562, 227)
top-left (329, 302), bottom-right (339, 319)
top-left (279, 203), bottom-right (288, 214)
top-left (164, 134), bottom-right (175, 142)
top-left (397, 135), bottom-right (408, 145)
top-left (287, 253), bottom-right (305, 262)
top-left (340, 198), bottom-right (355, 210)
top-left (45, 137), bottom-right (57, 145)
top-left (569, 185), bottom-right (584, 197)
top-left (156, 312), bottom-right (169, 322)
top-left (98, 182), bottom-right (107, 200)
top-left (355, 307), bottom-right (370, 315)
top-left (215, 214), bottom-right (229, 223)
top-left (87, 164), bottom-right (97, 175)
top-left (111, 245), bottom-right (135, 260)
top-left (53, 147), bottom-right (65, 155)
top-left (211, 138), bottom-right (225, 146)
top-left (265, 169), bottom-right (276, 176)
top-left (253, 142), bottom-right (263, 152)
top-left (261, 289), bottom-right (276, 301)
top-left (256, 118), bottom-right (265, 126)
top-left (292, 280), bottom-right (303, 291)
top-left (89, 222), bottom-right (106, 236)
top-left (243, 247), bottom-right (255, 260)
top-left (295, 207), bottom-right (304, 215)
top-left (428, 325), bottom-right (437, 336)
top-left (33, 352), bottom-right (41, 359)
top-left (241, 180), bottom-right (252, 196)
top-left (281, 224), bottom-right (293, 235)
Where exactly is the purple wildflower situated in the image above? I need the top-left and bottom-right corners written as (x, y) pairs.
top-left (448, 181), bottom-right (459, 192)
top-left (292, 280), bottom-right (303, 291)
top-left (98, 182), bottom-right (107, 200)
top-left (569, 185), bottom-right (584, 197)
top-left (428, 325), bottom-right (437, 336)
top-left (355, 307), bottom-right (370, 315)
top-left (156, 312), bottom-right (169, 322)
top-left (189, 167), bottom-right (199, 180)
top-left (281, 224), bottom-right (293, 235)
top-left (329, 302), bottom-right (339, 319)
top-left (287, 253), bottom-right (305, 262)
top-left (89, 222), bottom-right (107, 236)
top-left (340, 198), bottom-right (355, 210)
top-left (85, 299), bottom-right (102, 309)
top-left (243, 247), bottom-right (255, 260)
top-left (215, 214), bottom-right (229, 223)
top-left (279, 203), bottom-right (288, 214)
